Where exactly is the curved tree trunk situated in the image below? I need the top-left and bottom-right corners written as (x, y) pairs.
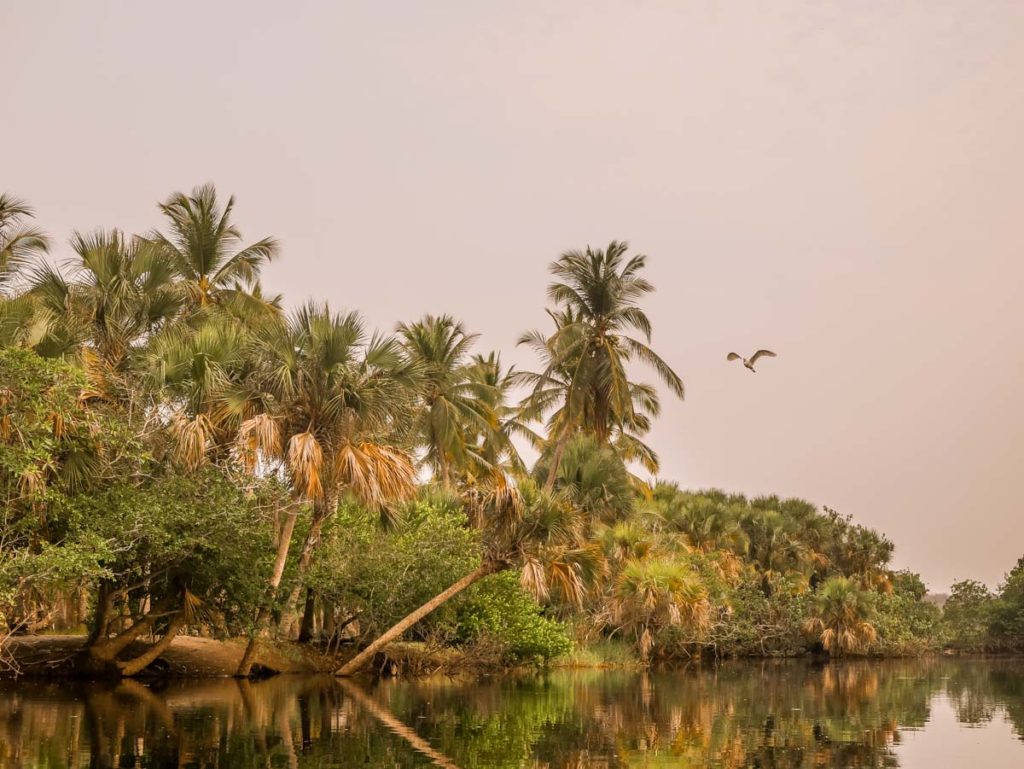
top-left (117, 612), bottom-right (185, 676)
top-left (237, 505), bottom-right (300, 677)
top-left (337, 560), bottom-right (503, 677)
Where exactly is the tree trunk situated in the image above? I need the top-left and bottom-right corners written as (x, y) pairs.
top-left (117, 612), bottom-right (185, 676)
top-left (237, 505), bottom-right (300, 677)
top-left (88, 605), bottom-right (169, 661)
top-left (543, 428), bottom-right (572, 493)
top-left (336, 560), bottom-right (503, 676)
top-left (87, 579), bottom-right (114, 645)
top-left (439, 451), bottom-right (452, 489)
top-left (297, 588), bottom-right (317, 643)
top-left (285, 493), bottom-right (337, 639)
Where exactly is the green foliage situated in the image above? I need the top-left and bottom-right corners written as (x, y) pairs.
top-left (872, 582), bottom-right (943, 655)
top-left (308, 498), bottom-right (481, 641)
top-left (942, 580), bottom-right (995, 651)
top-left (57, 470), bottom-right (279, 633)
top-left (456, 570), bottom-right (572, 664)
top-left (988, 557), bottom-right (1024, 651)
top-left (0, 348), bottom-right (138, 629)
top-left (708, 574), bottom-right (809, 656)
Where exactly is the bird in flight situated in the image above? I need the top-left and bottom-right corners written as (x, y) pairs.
top-left (727, 349), bottom-right (777, 373)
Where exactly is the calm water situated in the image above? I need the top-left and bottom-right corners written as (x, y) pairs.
top-left (1, 659), bottom-right (1023, 768)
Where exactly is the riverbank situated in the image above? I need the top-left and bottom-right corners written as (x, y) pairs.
top-left (1, 635), bottom-right (641, 680)
top-left (1, 635), bottom-right (558, 679)
top-left (2, 635), bottom-right (338, 678)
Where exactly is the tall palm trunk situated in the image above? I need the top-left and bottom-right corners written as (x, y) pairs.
top-left (336, 560), bottom-right (503, 676)
top-left (543, 427), bottom-right (572, 493)
top-left (285, 493), bottom-right (337, 640)
top-left (236, 505), bottom-right (299, 677)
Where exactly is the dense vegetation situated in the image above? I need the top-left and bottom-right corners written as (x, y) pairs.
top-left (0, 188), bottom-right (1019, 676)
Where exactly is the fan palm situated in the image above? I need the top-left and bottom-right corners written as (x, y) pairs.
top-left (232, 303), bottom-right (418, 671)
top-left (803, 576), bottom-right (878, 656)
top-left (612, 557), bottom-right (711, 664)
top-left (23, 230), bottom-right (180, 383)
top-left (533, 433), bottom-right (635, 524)
top-left (145, 184), bottom-right (279, 318)
top-left (0, 194), bottom-right (49, 293)
top-left (648, 485), bottom-right (749, 556)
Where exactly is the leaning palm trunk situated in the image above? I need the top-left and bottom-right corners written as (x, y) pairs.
top-left (237, 506), bottom-right (299, 677)
top-left (337, 560), bottom-right (503, 676)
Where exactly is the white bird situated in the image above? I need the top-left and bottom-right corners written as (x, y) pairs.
top-left (727, 349), bottom-right (776, 373)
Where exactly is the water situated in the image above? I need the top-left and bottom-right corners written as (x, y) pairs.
top-left (1, 659), bottom-right (1022, 768)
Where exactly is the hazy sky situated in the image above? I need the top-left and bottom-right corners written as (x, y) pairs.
top-left (4, 1), bottom-right (1023, 591)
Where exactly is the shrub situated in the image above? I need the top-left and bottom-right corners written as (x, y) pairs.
top-left (456, 571), bottom-right (572, 665)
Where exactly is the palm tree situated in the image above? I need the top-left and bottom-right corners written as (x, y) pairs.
top-left (149, 317), bottom-right (256, 468)
top-left (803, 576), bottom-right (878, 656)
top-left (23, 230), bottom-right (180, 380)
top-left (0, 194), bottom-right (49, 293)
top-left (519, 243), bottom-right (683, 489)
top-left (145, 184), bottom-right (279, 318)
top-left (337, 478), bottom-right (598, 675)
top-left (463, 352), bottom-right (529, 476)
top-left (611, 557), bottom-right (711, 664)
top-left (740, 508), bottom-right (810, 595)
top-left (231, 303), bottom-right (418, 667)
top-left (397, 315), bottom-right (495, 487)
top-left (533, 434), bottom-right (635, 525)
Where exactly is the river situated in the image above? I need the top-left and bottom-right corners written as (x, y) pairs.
top-left (0, 658), bottom-right (1022, 767)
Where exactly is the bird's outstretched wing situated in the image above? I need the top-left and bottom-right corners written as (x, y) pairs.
top-left (750, 349), bottom-right (776, 363)
top-left (726, 352), bottom-right (742, 361)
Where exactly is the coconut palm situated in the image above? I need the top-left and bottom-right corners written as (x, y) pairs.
top-left (519, 243), bottom-right (682, 487)
top-left (145, 184), bottom-right (279, 318)
top-left (337, 477), bottom-right (599, 675)
top-left (517, 316), bottom-right (664, 492)
top-left (0, 194), bottom-right (49, 293)
top-left (803, 576), bottom-right (878, 656)
top-left (397, 315), bottom-right (496, 487)
top-left (463, 351), bottom-right (530, 476)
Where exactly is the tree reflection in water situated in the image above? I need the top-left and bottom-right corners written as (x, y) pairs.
top-left (0, 660), bottom-right (1022, 768)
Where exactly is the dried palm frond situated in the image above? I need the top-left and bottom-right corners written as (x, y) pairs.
top-left (288, 431), bottom-right (324, 501)
top-left (172, 412), bottom-right (214, 470)
top-left (235, 413), bottom-right (281, 471)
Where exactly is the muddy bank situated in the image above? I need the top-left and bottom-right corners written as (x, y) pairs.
top-left (2, 635), bottom-right (341, 678)
top-left (1, 636), bottom-right (499, 680)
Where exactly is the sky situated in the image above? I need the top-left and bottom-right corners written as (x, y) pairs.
top-left (4, 1), bottom-right (1023, 591)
